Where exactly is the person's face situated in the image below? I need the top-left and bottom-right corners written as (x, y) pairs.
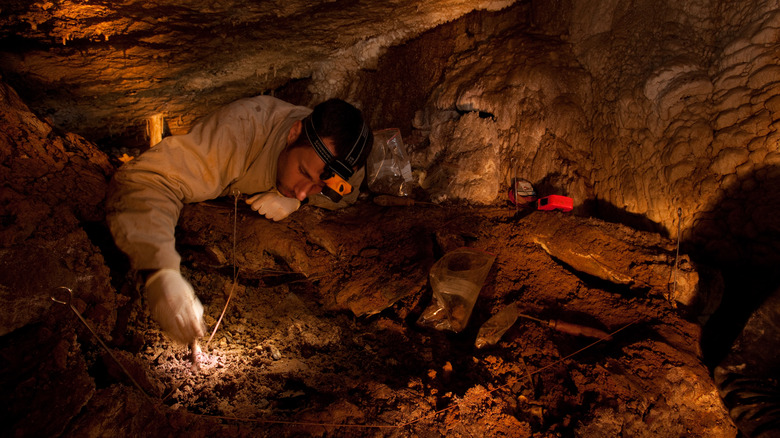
top-left (276, 138), bottom-right (336, 201)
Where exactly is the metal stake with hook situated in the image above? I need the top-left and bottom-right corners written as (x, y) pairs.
top-left (51, 286), bottom-right (152, 401)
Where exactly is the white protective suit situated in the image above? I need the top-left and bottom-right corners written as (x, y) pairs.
top-left (106, 95), bottom-right (361, 272)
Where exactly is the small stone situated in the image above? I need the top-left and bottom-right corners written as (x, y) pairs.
top-left (268, 345), bottom-right (282, 360)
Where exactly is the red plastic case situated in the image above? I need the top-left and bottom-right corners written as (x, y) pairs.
top-left (537, 195), bottom-right (573, 212)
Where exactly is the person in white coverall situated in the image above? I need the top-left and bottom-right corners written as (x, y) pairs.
top-left (106, 95), bottom-right (373, 346)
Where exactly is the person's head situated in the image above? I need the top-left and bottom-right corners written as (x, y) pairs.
top-left (277, 98), bottom-right (373, 201)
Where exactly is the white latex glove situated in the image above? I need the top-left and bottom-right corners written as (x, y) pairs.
top-left (145, 269), bottom-right (205, 345)
top-left (246, 191), bottom-right (301, 221)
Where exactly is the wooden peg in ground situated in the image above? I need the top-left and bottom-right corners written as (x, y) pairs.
top-left (190, 340), bottom-right (202, 372)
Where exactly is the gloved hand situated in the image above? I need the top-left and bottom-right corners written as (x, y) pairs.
top-left (145, 269), bottom-right (205, 345)
top-left (246, 191), bottom-right (301, 221)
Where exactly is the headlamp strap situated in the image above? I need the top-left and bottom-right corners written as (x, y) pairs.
top-left (304, 115), bottom-right (369, 180)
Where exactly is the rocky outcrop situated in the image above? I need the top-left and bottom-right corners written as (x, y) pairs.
top-left (0, 79), bottom-right (116, 435)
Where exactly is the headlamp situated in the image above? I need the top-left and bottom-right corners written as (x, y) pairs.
top-left (319, 168), bottom-right (351, 202)
top-left (304, 115), bottom-right (370, 203)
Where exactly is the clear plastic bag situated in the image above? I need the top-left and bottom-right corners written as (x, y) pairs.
top-left (366, 128), bottom-right (414, 196)
top-left (474, 302), bottom-right (520, 349)
top-left (417, 248), bottom-right (496, 333)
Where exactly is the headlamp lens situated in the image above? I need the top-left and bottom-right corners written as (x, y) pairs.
top-left (319, 171), bottom-right (352, 203)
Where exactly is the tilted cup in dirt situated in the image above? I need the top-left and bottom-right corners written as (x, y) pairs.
top-left (427, 248), bottom-right (496, 332)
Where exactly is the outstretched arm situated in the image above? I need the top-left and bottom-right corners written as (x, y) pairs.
top-left (106, 100), bottom-right (263, 344)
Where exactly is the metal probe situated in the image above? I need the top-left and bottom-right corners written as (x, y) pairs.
top-left (671, 207), bottom-right (682, 304)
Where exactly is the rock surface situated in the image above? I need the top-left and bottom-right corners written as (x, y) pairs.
top-left (4, 0), bottom-right (780, 436)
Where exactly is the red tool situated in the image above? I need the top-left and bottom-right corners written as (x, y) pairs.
top-left (537, 195), bottom-right (573, 212)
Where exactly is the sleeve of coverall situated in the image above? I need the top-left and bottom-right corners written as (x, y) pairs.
top-left (106, 103), bottom-right (262, 272)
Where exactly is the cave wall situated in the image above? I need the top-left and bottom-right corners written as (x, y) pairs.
top-left (0, 77), bottom-right (115, 335)
top-left (0, 79), bottom-right (117, 436)
top-left (532, 0), bottom-right (780, 266)
top-left (343, 0), bottom-right (780, 270)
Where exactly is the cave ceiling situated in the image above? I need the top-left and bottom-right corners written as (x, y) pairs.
top-left (0, 0), bottom-right (522, 145)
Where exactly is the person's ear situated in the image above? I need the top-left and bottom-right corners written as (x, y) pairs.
top-left (287, 120), bottom-right (303, 146)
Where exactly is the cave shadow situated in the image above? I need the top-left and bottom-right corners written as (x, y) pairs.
top-left (531, 165), bottom-right (780, 372)
top-left (531, 173), bottom-right (670, 237)
top-left (681, 164), bottom-right (780, 370)
top-left (534, 164), bottom-right (780, 371)
top-left (581, 199), bottom-right (670, 238)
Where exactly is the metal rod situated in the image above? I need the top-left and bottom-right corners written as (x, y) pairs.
top-left (512, 158), bottom-right (518, 211)
top-left (233, 190), bottom-right (239, 279)
top-left (206, 190), bottom-right (241, 349)
top-left (516, 312), bottom-right (545, 324)
top-left (671, 207), bottom-right (682, 301)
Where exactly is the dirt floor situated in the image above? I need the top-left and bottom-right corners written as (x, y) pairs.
top-left (20, 195), bottom-right (732, 437)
